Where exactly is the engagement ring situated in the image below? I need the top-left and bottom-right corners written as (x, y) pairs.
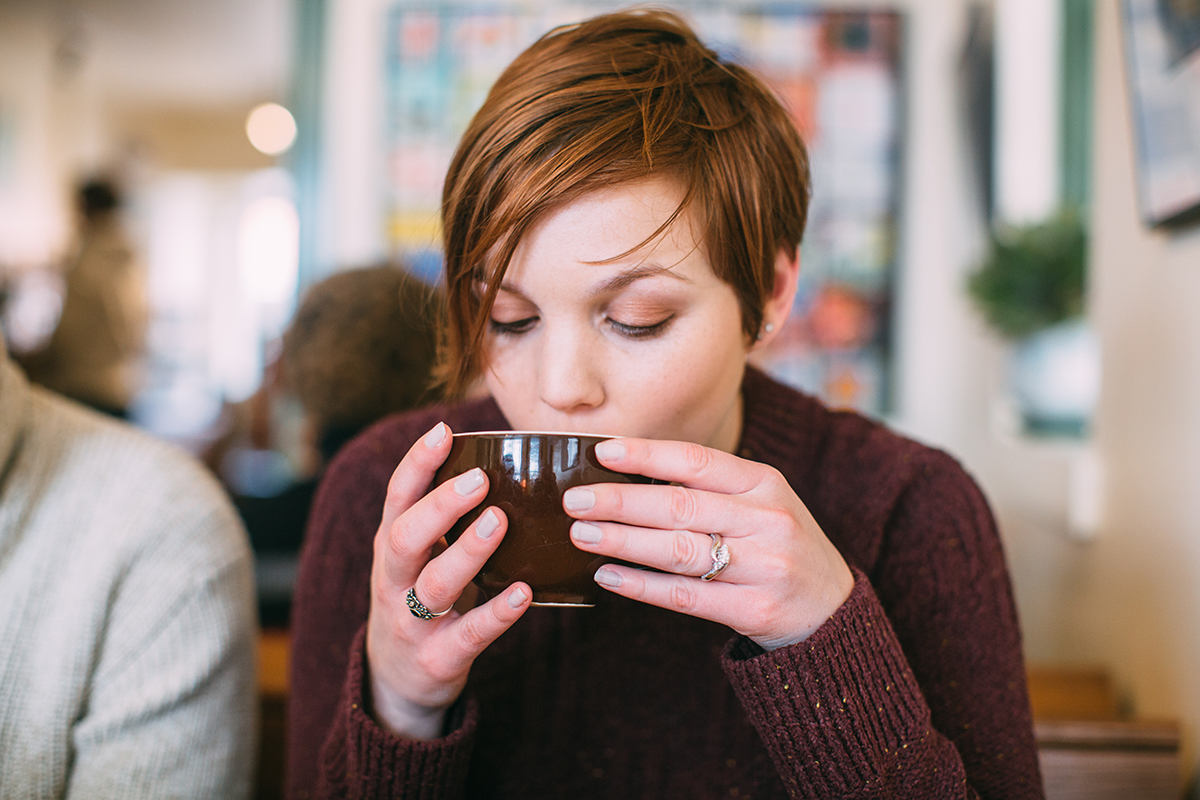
top-left (700, 533), bottom-right (730, 581)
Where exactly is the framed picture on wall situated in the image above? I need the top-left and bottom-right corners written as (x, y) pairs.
top-left (1121, 0), bottom-right (1200, 227)
top-left (384, 4), bottom-right (904, 417)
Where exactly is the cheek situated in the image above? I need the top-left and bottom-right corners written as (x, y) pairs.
top-left (481, 338), bottom-right (529, 395)
top-left (669, 307), bottom-right (747, 377)
top-left (616, 322), bottom-right (747, 421)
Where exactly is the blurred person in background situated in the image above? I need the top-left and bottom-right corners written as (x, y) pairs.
top-left (0, 330), bottom-right (257, 798)
top-left (281, 264), bottom-right (443, 464)
top-left (19, 177), bottom-right (148, 419)
top-left (214, 264), bottom-right (443, 626)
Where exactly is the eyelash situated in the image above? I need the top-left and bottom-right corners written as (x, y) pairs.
top-left (488, 317), bottom-right (538, 336)
top-left (609, 316), bottom-right (673, 339)
top-left (487, 315), bottom-right (674, 340)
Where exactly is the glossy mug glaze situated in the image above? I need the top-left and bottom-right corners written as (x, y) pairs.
top-left (434, 431), bottom-right (652, 606)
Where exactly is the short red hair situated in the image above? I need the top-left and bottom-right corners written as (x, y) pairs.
top-left (437, 8), bottom-right (811, 396)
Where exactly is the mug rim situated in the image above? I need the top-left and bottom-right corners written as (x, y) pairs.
top-left (450, 430), bottom-right (624, 439)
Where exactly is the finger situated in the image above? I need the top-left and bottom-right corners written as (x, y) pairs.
top-left (438, 583), bottom-right (532, 674)
top-left (380, 422), bottom-right (456, 533)
top-left (563, 481), bottom-right (748, 538)
top-left (570, 520), bottom-right (726, 580)
top-left (412, 508), bottom-right (508, 615)
top-left (592, 437), bottom-right (770, 494)
top-left (591, 563), bottom-right (744, 628)
top-left (380, 465), bottom-right (490, 589)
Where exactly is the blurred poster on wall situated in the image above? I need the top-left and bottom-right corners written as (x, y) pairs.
top-left (385, 5), bottom-right (903, 416)
top-left (1122, 0), bottom-right (1200, 227)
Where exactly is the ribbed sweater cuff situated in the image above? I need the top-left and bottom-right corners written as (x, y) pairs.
top-left (337, 626), bottom-right (477, 799)
top-left (722, 568), bottom-right (933, 799)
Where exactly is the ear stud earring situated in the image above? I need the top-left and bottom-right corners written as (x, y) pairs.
top-left (757, 322), bottom-right (775, 341)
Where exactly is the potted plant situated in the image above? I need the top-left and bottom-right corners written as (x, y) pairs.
top-left (967, 210), bottom-right (1099, 437)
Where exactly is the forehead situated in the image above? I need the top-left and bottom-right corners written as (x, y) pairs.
top-left (501, 177), bottom-right (705, 278)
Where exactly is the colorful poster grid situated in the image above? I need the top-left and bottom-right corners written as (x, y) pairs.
top-left (385, 5), bottom-right (903, 416)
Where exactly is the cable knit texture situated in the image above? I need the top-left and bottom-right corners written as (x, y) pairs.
top-left (289, 366), bottom-right (1043, 799)
top-left (0, 345), bottom-right (257, 799)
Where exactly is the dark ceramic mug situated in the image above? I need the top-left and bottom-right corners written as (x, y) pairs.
top-left (433, 431), bottom-right (653, 606)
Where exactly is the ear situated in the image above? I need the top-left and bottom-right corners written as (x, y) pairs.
top-left (751, 246), bottom-right (800, 350)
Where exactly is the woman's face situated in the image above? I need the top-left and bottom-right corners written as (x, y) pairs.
top-left (482, 177), bottom-right (752, 453)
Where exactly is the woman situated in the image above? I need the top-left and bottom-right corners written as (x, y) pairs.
top-left (289, 10), bottom-right (1042, 799)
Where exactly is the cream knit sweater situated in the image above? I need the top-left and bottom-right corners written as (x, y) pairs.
top-left (0, 344), bottom-right (257, 799)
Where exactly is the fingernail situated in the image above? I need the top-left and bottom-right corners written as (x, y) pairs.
top-left (594, 567), bottom-right (622, 588)
top-left (475, 509), bottom-right (499, 539)
top-left (571, 521), bottom-right (602, 544)
top-left (454, 468), bottom-right (485, 495)
top-left (595, 439), bottom-right (626, 461)
top-left (424, 423), bottom-right (447, 448)
top-left (563, 487), bottom-right (595, 511)
top-left (508, 587), bottom-right (528, 608)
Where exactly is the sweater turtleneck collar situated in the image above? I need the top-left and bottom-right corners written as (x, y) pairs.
top-left (738, 364), bottom-right (826, 491)
top-left (0, 333), bottom-right (32, 477)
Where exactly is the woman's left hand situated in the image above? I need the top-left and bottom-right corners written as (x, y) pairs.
top-left (565, 437), bottom-right (855, 652)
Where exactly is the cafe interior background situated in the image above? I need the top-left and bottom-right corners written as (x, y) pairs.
top-left (2, 0), bottom-right (1200, 794)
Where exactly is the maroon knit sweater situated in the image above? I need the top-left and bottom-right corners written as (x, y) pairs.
top-left (288, 367), bottom-right (1043, 799)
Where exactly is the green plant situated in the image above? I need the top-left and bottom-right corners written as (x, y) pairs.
top-left (967, 210), bottom-right (1087, 340)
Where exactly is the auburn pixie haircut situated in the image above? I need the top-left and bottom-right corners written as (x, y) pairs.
top-left (438, 8), bottom-right (812, 396)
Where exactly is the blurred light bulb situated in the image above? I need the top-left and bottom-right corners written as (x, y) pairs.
top-left (245, 103), bottom-right (297, 155)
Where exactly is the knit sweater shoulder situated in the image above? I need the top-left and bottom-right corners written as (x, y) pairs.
top-left (0, 354), bottom-right (257, 800)
top-left (288, 367), bottom-right (1043, 799)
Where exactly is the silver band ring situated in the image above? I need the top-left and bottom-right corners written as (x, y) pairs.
top-left (406, 587), bottom-right (451, 620)
top-left (700, 534), bottom-right (730, 581)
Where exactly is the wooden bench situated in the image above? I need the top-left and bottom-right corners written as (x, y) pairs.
top-left (257, 630), bottom-right (290, 800)
top-left (1027, 666), bottom-right (1181, 800)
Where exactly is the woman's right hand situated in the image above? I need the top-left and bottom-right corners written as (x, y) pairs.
top-left (365, 422), bottom-right (532, 739)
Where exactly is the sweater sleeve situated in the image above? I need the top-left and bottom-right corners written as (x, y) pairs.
top-left (723, 454), bottom-right (1043, 800)
top-left (311, 626), bottom-right (479, 800)
top-left (288, 415), bottom-right (480, 799)
top-left (66, 504), bottom-right (257, 800)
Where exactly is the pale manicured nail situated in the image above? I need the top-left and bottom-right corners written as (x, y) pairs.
top-left (594, 567), bottom-right (622, 588)
top-left (507, 587), bottom-right (528, 608)
top-left (571, 521), bottom-right (602, 544)
top-left (475, 509), bottom-right (500, 539)
top-left (424, 422), bottom-right (447, 448)
top-left (454, 468), bottom-right (485, 495)
top-left (594, 439), bottom-right (626, 461)
top-left (563, 487), bottom-right (595, 511)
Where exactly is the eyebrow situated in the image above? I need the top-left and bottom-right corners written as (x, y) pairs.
top-left (497, 263), bottom-right (691, 300)
top-left (595, 263), bottom-right (691, 294)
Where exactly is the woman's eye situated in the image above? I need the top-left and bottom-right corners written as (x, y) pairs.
top-left (608, 315), bottom-right (674, 340)
top-left (489, 316), bottom-right (539, 335)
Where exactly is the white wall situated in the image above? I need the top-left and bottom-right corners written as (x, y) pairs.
top-left (1056, 0), bottom-right (1200, 773)
top-left (317, 0), bottom-right (393, 276)
top-left (993, 0), bottom-right (1061, 224)
top-left (0, 7), bottom-right (74, 268)
top-left (924, 0), bottom-right (1200, 785)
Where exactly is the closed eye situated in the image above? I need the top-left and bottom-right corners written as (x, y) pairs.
top-left (489, 316), bottom-right (539, 336)
top-left (608, 315), bottom-right (674, 340)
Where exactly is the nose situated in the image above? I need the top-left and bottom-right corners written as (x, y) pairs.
top-left (536, 325), bottom-right (605, 415)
